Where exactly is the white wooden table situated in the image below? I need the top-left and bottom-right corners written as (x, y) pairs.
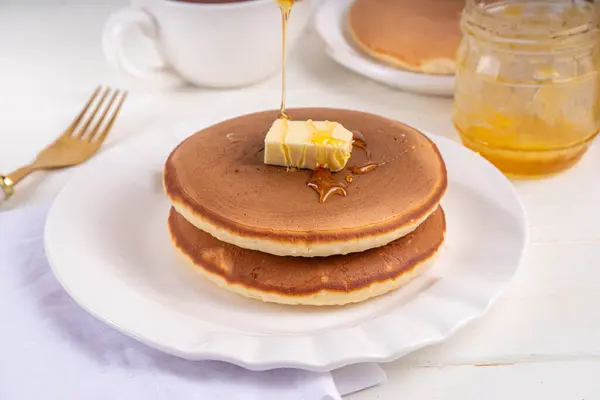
top-left (2, 2), bottom-right (599, 399)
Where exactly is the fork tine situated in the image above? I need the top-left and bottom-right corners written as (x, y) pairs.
top-left (62, 86), bottom-right (102, 138)
top-left (75, 87), bottom-right (111, 139)
top-left (89, 90), bottom-right (128, 144)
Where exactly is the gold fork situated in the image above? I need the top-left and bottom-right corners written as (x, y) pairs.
top-left (0, 86), bottom-right (127, 202)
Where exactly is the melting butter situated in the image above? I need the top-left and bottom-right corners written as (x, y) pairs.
top-left (264, 119), bottom-right (353, 171)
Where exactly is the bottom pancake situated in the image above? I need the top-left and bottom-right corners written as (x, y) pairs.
top-left (168, 208), bottom-right (446, 306)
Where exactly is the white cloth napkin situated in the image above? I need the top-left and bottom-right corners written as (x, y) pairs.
top-left (0, 206), bottom-right (386, 400)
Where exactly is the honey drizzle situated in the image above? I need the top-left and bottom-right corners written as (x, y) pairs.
top-left (280, 118), bottom-right (292, 166)
top-left (307, 168), bottom-right (348, 203)
top-left (271, 1), bottom-right (380, 202)
top-left (349, 163), bottom-right (378, 175)
top-left (276, 0), bottom-right (294, 120)
top-left (351, 130), bottom-right (372, 162)
top-left (307, 132), bottom-right (380, 203)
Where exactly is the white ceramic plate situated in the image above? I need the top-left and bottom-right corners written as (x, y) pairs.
top-left (314, 0), bottom-right (455, 96)
top-left (45, 119), bottom-right (527, 372)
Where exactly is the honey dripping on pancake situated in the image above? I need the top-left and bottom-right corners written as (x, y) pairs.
top-left (271, 4), bottom-right (382, 203)
top-left (307, 131), bottom-right (380, 203)
top-left (276, 0), bottom-right (294, 120)
top-left (351, 130), bottom-right (372, 162)
top-left (307, 168), bottom-right (349, 203)
top-left (349, 163), bottom-right (378, 175)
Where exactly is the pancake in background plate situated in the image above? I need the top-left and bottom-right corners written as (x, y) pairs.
top-left (169, 207), bottom-right (446, 306)
top-left (164, 108), bottom-right (447, 257)
top-left (348, 0), bottom-right (464, 75)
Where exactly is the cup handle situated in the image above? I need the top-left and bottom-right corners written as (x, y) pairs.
top-left (102, 8), bottom-right (183, 85)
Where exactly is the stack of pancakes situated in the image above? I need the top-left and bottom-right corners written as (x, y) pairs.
top-left (164, 108), bottom-right (448, 306)
top-left (347, 0), bottom-right (465, 75)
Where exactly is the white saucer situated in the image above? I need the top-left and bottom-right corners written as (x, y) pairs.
top-left (45, 118), bottom-right (527, 371)
top-left (314, 0), bottom-right (456, 96)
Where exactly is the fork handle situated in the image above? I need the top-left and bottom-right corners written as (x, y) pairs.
top-left (0, 166), bottom-right (36, 203)
top-left (7, 165), bottom-right (35, 186)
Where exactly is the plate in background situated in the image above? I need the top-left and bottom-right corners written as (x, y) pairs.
top-left (314, 0), bottom-right (456, 96)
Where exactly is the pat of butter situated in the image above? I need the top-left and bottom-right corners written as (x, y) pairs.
top-left (264, 119), bottom-right (353, 171)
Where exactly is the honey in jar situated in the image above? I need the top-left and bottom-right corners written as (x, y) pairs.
top-left (453, 0), bottom-right (600, 177)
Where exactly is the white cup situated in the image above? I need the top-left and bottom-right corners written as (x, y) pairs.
top-left (103, 0), bottom-right (313, 88)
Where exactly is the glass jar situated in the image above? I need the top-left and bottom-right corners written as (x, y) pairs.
top-left (453, 0), bottom-right (600, 177)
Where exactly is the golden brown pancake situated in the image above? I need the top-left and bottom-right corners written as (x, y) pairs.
top-left (164, 108), bottom-right (447, 257)
top-left (348, 0), bottom-right (464, 75)
top-left (169, 207), bottom-right (446, 306)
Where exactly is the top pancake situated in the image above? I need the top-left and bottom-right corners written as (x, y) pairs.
top-left (164, 108), bottom-right (447, 257)
top-left (348, 0), bottom-right (464, 75)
